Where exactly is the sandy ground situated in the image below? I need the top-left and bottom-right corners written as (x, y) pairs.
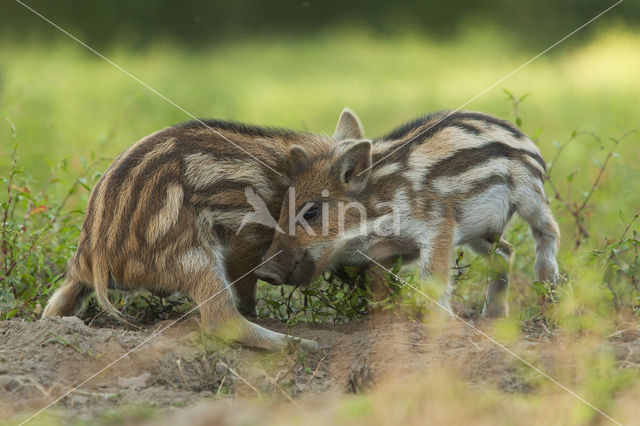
top-left (1, 311), bottom-right (639, 425)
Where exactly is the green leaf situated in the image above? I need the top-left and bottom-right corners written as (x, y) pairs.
top-left (77, 178), bottom-right (91, 191)
top-left (350, 291), bottom-right (359, 309)
top-left (518, 92), bottom-right (531, 103)
top-left (619, 209), bottom-right (627, 223)
top-left (343, 266), bottom-right (359, 279)
top-left (531, 127), bottom-right (543, 141)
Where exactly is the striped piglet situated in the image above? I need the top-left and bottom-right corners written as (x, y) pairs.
top-left (256, 109), bottom-right (560, 317)
top-left (42, 115), bottom-right (354, 351)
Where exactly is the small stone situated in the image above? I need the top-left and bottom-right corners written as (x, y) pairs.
top-left (117, 372), bottom-right (151, 389)
top-left (0, 376), bottom-right (22, 393)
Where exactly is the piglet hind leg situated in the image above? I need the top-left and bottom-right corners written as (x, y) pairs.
top-left (469, 238), bottom-right (514, 318)
top-left (42, 277), bottom-right (91, 317)
top-left (187, 270), bottom-right (322, 352)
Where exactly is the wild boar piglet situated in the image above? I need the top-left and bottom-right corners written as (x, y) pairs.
top-left (43, 114), bottom-right (357, 351)
top-left (256, 109), bottom-right (559, 317)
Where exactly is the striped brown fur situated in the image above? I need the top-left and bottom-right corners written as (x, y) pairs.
top-left (43, 117), bottom-right (335, 351)
top-left (257, 109), bottom-right (560, 318)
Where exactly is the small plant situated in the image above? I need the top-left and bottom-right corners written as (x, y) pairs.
top-left (596, 212), bottom-right (640, 313)
top-left (546, 127), bottom-right (639, 250)
top-left (256, 257), bottom-right (449, 326)
top-left (81, 291), bottom-right (194, 325)
top-left (0, 119), bottom-right (107, 320)
top-left (256, 272), bottom-right (371, 325)
top-left (42, 331), bottom-right (99, 358)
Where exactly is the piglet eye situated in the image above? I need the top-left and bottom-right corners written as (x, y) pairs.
top-left (303, 206), bottom-right (320, 222)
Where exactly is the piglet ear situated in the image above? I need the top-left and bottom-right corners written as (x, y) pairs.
top-left (333, 108), bottom-right (365, 141)
top-left (289, 145), bottom-right (309, 177)
top-left (339, 140), bottom-right (372, 193)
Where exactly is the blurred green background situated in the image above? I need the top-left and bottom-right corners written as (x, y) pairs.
top-left (1, 0), bottom-right (639, 251)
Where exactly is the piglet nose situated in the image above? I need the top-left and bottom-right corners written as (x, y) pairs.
top-left (255, 266), bottom-right (284, 285)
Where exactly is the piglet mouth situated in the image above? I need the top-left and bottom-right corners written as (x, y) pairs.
top-left (254, 266), bottom-right (286, 285)
top-left (255, 250), bottom-right (316, 286)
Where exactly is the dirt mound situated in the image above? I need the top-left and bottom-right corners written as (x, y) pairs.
top-left (1, 314), bottom-right (639, 424)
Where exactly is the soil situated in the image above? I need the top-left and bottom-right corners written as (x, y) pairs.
top-left (1, 310), bottom-right (639, 425)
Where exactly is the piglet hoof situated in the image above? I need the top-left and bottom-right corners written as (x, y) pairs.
top-left (289, 337), bottom-right (330, 353)
top-left (315, 341), bottom-right (332, 351)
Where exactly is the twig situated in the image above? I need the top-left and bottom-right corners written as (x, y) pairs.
top-left (607, 327), bottom-right (640, 340)
top-left (304, 354), bottom-right (328, 387)
top-left (215, 375), bottom-right (227, 396)
top-left (176, 359), bottom-right (189, 389)
top-left (603, 213), bottom-right (640, 269)
top-left (261, 369), bottom-right (300, 408)
top-left (217, 359), bottom-right (262, 400)
top-left (285, 284), bottom-right (300, 321)
top-left (467, 338), bottom-right (481, 350)
top-left (546, 127), bottom-right (639, 250)
top-left (1, 119), bottom-right (19, 269)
